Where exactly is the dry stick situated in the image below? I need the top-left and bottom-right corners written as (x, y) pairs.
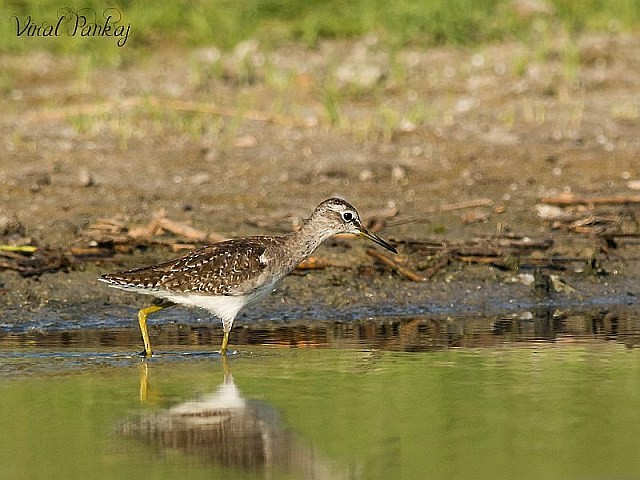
top-left (423, 254), bottom-right (451, 280)
top-left (490, 237), bottom-right (553, 249)
top-left (366, 248), bottom-right (426, 282)
top-left (455, 255), bottom-right (501, 264)
top-left (88, 233), bottom-right (131, 245)
top-left (0, 259), bottom-right (23, 271)
top-left (67, 247), bottom-right (113, 257)
top-left (155, 218), bottom-right (226, 244)
top-left (89, 218), bottom-right (126, 235)
top-left (128, 210), bottom-right (166, 242)
top-left (170, 243), bottom-right (198, 252)
top-left (158, 218), bottom-right (208, 242)
top-left (438, 198), bottom-right (494, 211)
top-left (541, 195), bottom-right (640, 206)
top-left (296, 257), bottom-right (330, 270)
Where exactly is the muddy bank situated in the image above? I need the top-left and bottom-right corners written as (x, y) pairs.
top-left (1, 259), bottom-right (638, 333)
top-left (1, 34), bottom-right (640, 325)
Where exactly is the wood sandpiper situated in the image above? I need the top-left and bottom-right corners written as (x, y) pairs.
top-left (99, 198), bottom-right (397, 356)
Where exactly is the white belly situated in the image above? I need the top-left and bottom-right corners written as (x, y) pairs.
top-left (159, 279), bottom-right (278, 329)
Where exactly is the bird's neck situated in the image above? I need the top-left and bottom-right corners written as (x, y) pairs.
top-left (287, 216), bottom-right (335, 261)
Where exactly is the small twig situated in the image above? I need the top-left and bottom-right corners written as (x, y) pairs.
top-left (157, 218), bottom-right (226, 244)
top-left (366, 248), bottom-right (426, 282)
top-left (158, 218), bottom-right (207, 242)
top-left (296, 257), bottom-right (330, 270)
top-left (455, 255), bottom-right (501, 264)
top-left (423, 254), bottom-right (451, 280)
top-left (0, 259), bottom-right (22, 271)
top-left (88, 218), bottom-right (127, 235)
top-left (67, 247), bottom-right (113, 258)
top-left (490, 236), bottom-right (553, 250)
top-left (128, 210), bottom-right (166, 241)
top-left (541, 194), bottom-right (640, 206)
top-left (94, 234), bottom-right (132, 245)
top-left (0, 250), bottom-right (25, 260)
top-left (461, 210), bottom-right (490, 224)
top-left (438, 198), bottom-right (494, 211)
top-left (170, 243), bottom-right (198, 252)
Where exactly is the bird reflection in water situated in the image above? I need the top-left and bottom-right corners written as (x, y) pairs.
top-left (122, 357), bottom-right (349, 479)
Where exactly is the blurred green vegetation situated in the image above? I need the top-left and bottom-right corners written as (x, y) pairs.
top-left (2, 0), bottom-right (639, 60)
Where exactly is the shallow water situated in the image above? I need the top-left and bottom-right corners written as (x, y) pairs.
top-left (2, 308), bottom-right (640, 480)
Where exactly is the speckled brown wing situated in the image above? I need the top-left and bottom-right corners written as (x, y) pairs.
top-left (100, 238), bottom-right (276, 296)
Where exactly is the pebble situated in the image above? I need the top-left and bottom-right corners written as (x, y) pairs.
top-left (78, 168), bottom-right (95, 187)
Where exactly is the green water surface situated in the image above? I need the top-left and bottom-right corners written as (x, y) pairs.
top-left (1, 344), bottom-right (640, 480)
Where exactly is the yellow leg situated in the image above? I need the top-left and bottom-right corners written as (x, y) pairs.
top-left (220, 329), bottom-right (230, 356)
top-left (137, 304), bottom-right (167, 357)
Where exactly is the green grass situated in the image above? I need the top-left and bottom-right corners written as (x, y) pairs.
top-left (3, 0), bottom-right (640, 61)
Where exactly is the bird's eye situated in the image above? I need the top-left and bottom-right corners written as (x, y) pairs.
top-left (342, 211), bottom-right (354, 222)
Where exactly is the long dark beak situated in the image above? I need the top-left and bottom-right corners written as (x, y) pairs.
top-left (358, 225), bottom-right (398, 254)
